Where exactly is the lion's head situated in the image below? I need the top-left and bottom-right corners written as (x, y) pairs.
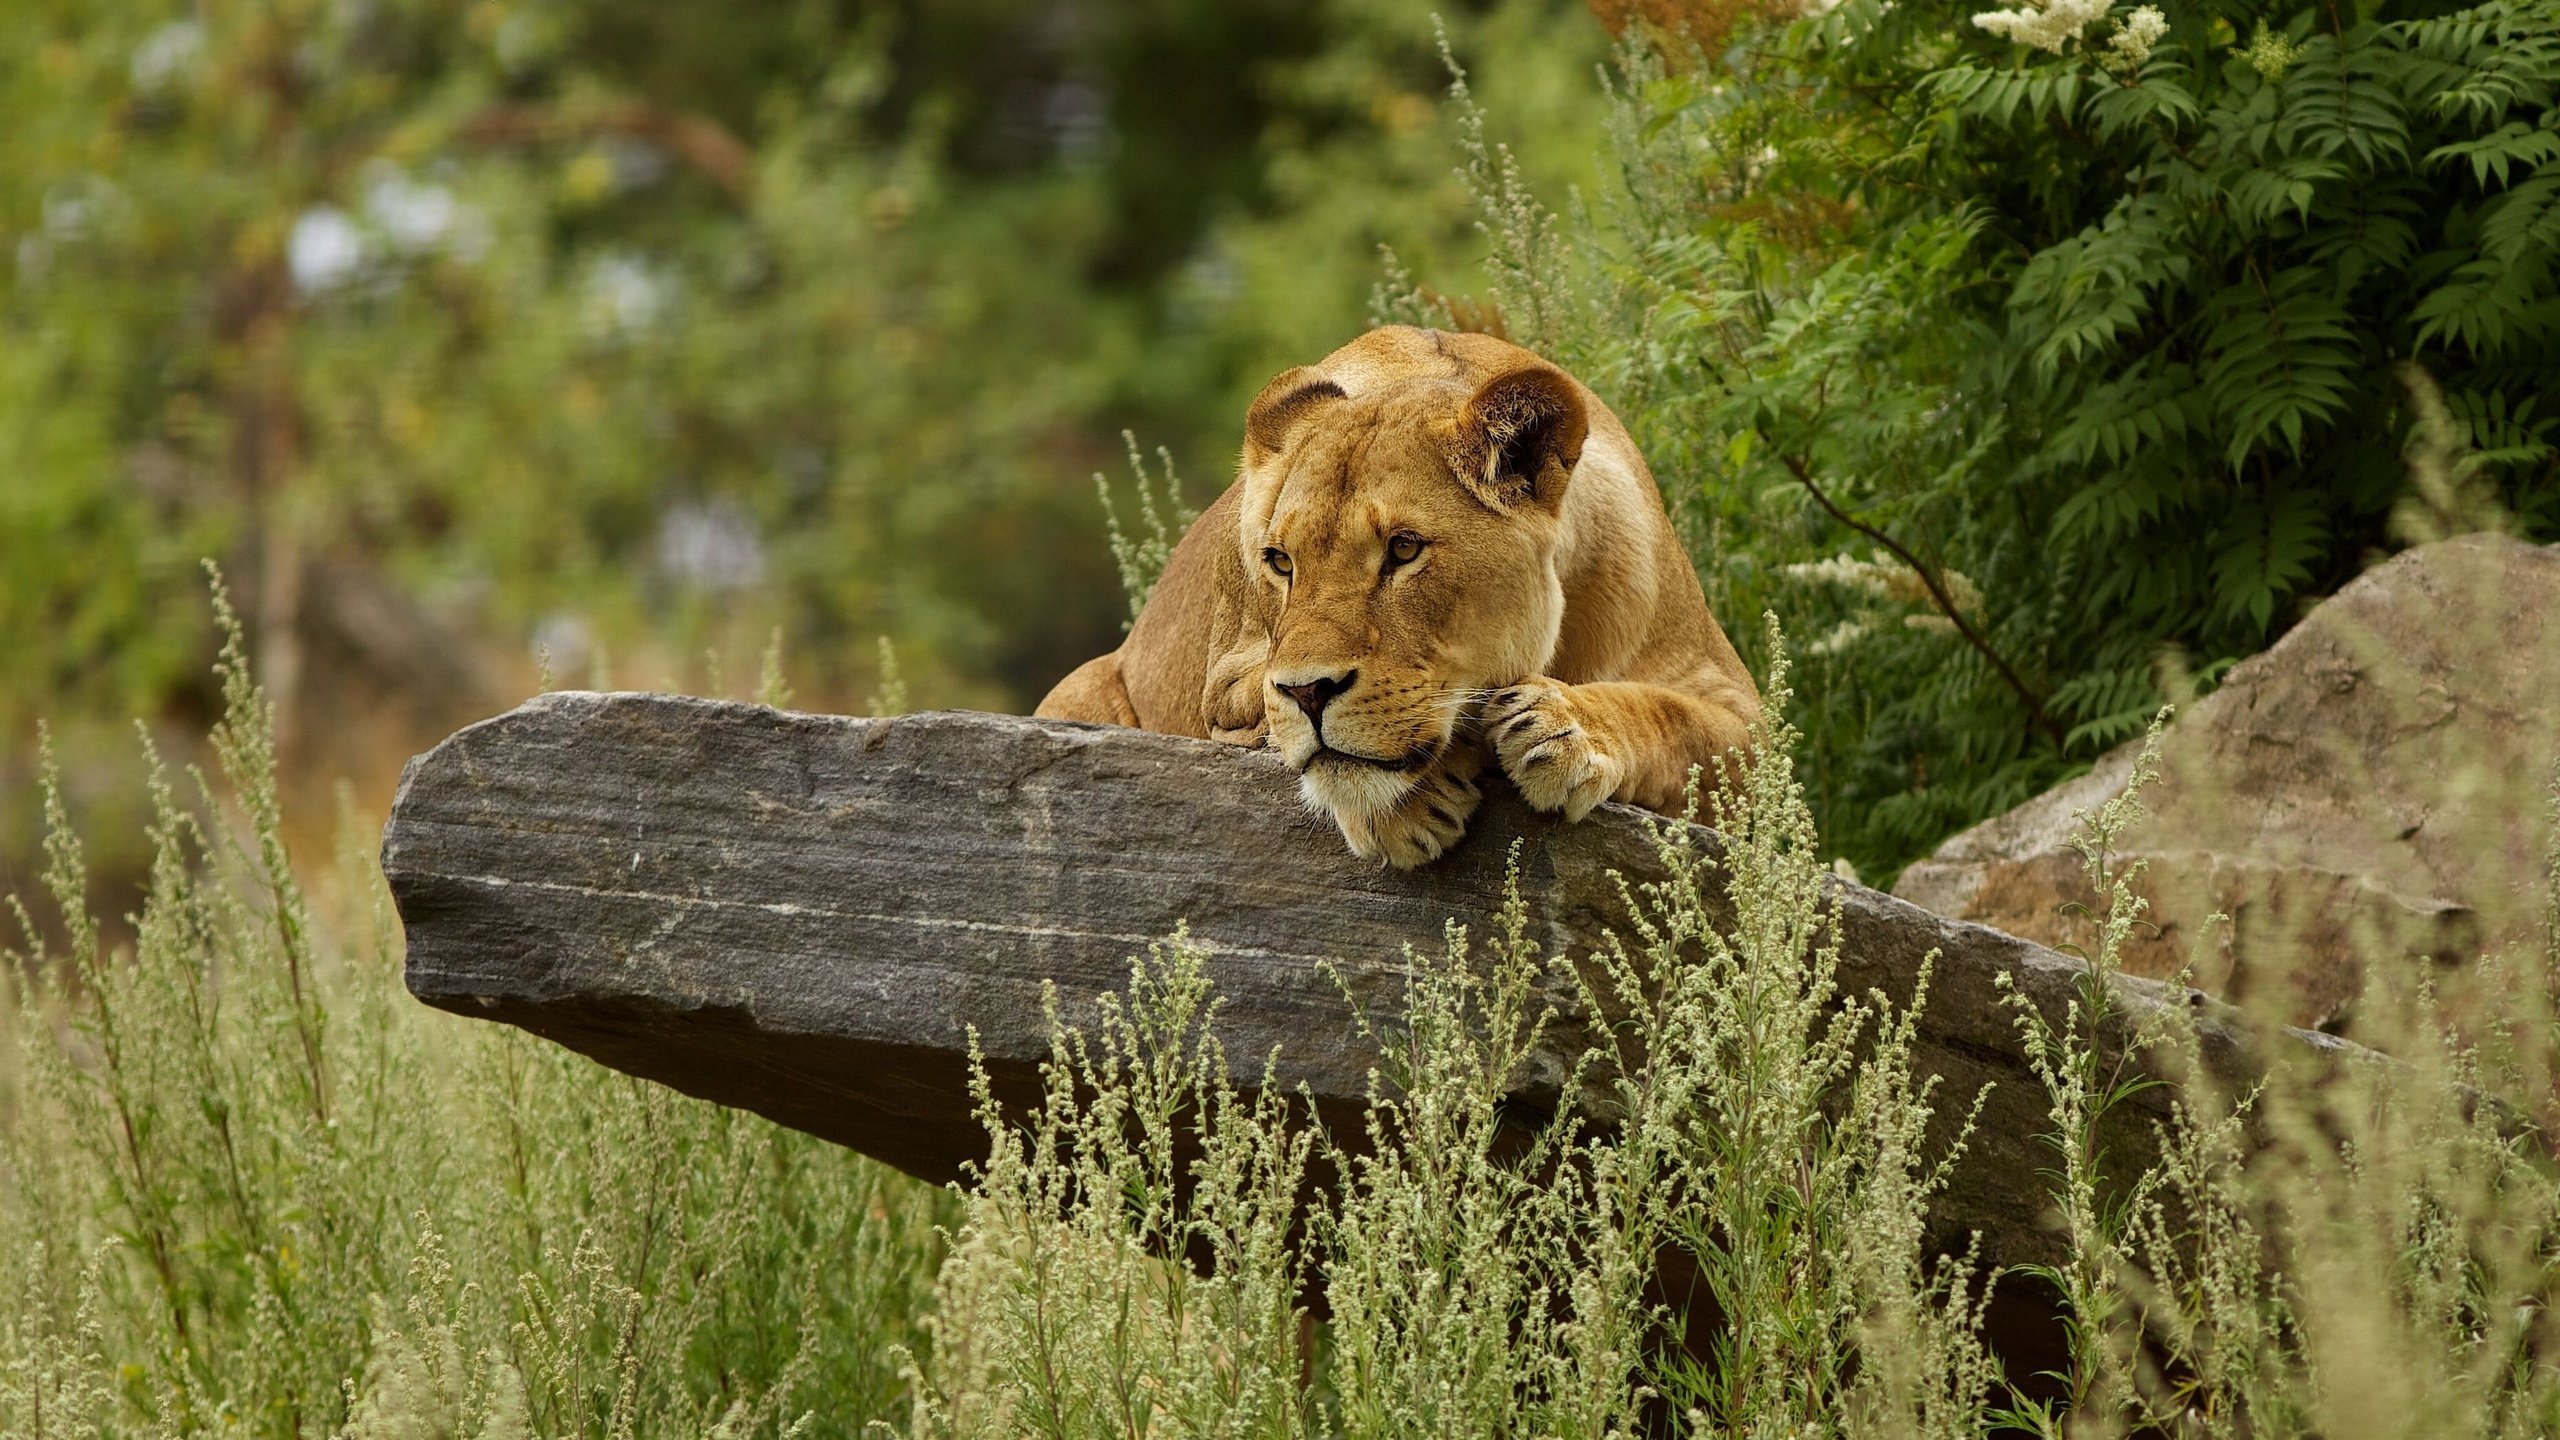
top-left (1234, 359), bottom-right (1590, 822)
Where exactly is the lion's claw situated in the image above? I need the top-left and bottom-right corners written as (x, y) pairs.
top-left (1486, 680), bottom-right (1618, 821)
top-left (1335, 758), bottom-right (1483, 869)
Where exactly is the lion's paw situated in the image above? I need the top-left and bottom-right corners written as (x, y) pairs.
top-left (1486, 680), bottom-right (1620, 822)
top-left (1334, 760), bottom-right (1483, 870)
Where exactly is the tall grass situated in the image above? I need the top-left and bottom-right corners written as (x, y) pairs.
top-left (0, 582), bottom-right (951, 1439)
top-left (900, 636), bottom-right (2004, 1437)
top-left (896, 633), bottom-right (2560, 1437)
top-left (8, 584), bottom-right (2558, 1436)
top-left (1095, 434), bottom-right (1200, 629)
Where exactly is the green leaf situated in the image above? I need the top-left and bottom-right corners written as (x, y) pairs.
top-left (2479, 164), bottom-right (2560, 260)
top-left (2199, 270), bottom-right (2361, 468)
top-left (2210, 488), bottom-right (2331, 632)
top-left (2274, 30), bottom-right (2411, 170)
top-left (2007, 195), bottom-right (2193, 379)
top-left (2412, 253), bottom-right (2558, 356)
top-left (2427, 120), bottom-right (2560, 189)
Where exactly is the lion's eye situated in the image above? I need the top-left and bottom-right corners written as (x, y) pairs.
top-left (1386, 533), bottom-right (1425, 568)
top-left (1263, 547), bottom-right (1293, 577)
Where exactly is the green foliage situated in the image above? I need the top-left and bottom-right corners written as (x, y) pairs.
top-left (0, 600), bottom-right (951, 1437)
top-left (1391, 0), bottom-right (2560, 879)
top-left (899, 932), bottom-right (1317, 1438)
top-left (1, 0), bottom-right (1118, 729)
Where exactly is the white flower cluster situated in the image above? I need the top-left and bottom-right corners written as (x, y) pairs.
top-left (1785, 550), bottom-right (1986, 653)
top-left (2101, 5), bottom-right (2169, 73)
top-left (1783, 550), bottom-right (1984, 616)
top-left (1785, 552), bottom-right (1897, 598)
top-left (1970, 0), bottom-right (2112, 53)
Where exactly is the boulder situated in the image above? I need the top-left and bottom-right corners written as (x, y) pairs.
top-left (1896, 534), bottom-right (2560, 1033)
top-left (385, 694), bottom-right (2360, 1287)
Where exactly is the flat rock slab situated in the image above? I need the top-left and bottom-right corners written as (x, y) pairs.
top-left (384, 694), bottom-right (2356, 1274)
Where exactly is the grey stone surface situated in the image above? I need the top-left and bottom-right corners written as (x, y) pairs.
top-left (1896, 535), bottom-right (2560, 1033)
top-left (385, 694), bottom-right (2360, 1276)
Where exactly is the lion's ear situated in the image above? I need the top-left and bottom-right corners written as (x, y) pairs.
top-left (1455, 364), bottom-right (1587, 511)
top-left (1243, 366), bottom-right (1348, 461)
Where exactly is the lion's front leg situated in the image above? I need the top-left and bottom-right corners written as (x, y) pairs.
top-left (1330, 745), bottom-right (1487, 870)
top-left (1484, 678), bottom-right (1754, 820)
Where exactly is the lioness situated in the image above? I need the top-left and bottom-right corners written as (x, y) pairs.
top-left (1038, 325), bottom-right (1761, 868)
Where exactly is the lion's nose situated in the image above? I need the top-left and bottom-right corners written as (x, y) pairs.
top-left (1274, 669), bottom-right (1357, 722)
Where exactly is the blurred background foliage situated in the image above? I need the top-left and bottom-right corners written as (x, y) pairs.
top-left (0, 0), bottom-right (1611, 906)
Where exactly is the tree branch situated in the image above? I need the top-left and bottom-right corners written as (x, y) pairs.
top-left (462, 101), bottom-right (756, 203)
top-left (1778, 450), bottom-right (2066, 748)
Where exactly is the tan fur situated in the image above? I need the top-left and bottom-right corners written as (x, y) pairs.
top-left (1038, 325), bottom-right (1761, 868)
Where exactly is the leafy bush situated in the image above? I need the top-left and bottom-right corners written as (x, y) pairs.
top-left (1382, 0), bottom-right (2560, 877)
